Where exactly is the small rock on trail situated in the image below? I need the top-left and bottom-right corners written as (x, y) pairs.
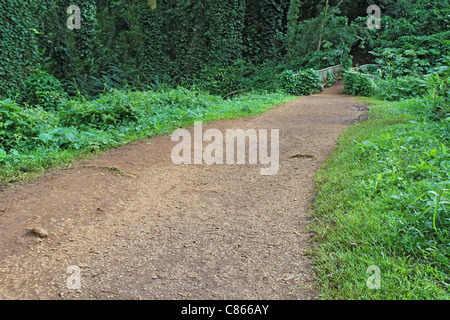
top-left (28, 227), bottom-right (49, 238)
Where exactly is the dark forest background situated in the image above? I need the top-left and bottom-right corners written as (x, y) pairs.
top-left (1, 0), bottom-right (448, 100)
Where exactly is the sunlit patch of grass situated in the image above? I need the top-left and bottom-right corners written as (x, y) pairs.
top-left (310, 99), bottom-right (450, 299)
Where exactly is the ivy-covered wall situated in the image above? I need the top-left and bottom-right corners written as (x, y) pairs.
top-left (1, 0), bottom-right (448, 100)
top-left (0, 0), bottom-right (40, 97)
top-left (0, 0), bottom-right (292, 98)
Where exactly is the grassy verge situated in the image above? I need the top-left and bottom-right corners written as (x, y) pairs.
top-left (0, 89), bottom-right (295, 184)
top-left (310, 97), bottom-right (450, 299)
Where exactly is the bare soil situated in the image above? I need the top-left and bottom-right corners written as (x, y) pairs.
top-left (0, 83), bottom-right (367, 300)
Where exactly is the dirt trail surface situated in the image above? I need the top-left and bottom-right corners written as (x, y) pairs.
top-left (0, 84), bottom-right (367, 300)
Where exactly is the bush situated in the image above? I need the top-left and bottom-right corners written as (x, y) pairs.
top-left (371, 31), bottom-right (450, 78)
top-left (373, 74), bottom-right (449, 121)
top-left (0, 99), bottom-right (41, 152)
top-left (57, 90), bottom-right (141, 130)
top-left (426, 74), bottom-right (450, 120)
top-left (197, 61), bottom-right (288, 95)
top-left (290, 42), bottom-right (353, 71)
top-left (245, 62), bottom-right (286, 93)
top-left (24, 70), bottom-right (67, 109)
top-left (197, 60), bottom-right (252, 96)
top-left (374, 76), bottom-right (430, 101)
top-left (343, 71), bottom-right (373, 96)
top-left (280, 69), bottom-right (323, 96)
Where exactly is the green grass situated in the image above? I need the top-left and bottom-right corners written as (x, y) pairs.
top-left (310, 97), bottom-right (450, 299)
top-left (0, 88), bottom-right (295, 184)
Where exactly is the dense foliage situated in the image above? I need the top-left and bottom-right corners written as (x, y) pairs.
top-left (343, 71), bottom-right (374, 96)
top-left (1, 0), bottom-right (447, 100)
top-left (0, 0), bottom-right (39, 98)
top-left (280, 69), bottom-right (323, 95)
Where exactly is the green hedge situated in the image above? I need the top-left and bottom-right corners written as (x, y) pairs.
top-left (280, 69), bottom-right (323, 96)
top-left (374, 76), bottom-right (430, 101)
top-left (343, 71), bottom-right (373, 96)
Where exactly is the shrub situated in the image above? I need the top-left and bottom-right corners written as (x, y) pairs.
top-left (426, 74), bottom-right (450, 120)
top-left (57, 90), bottom-right (141, 130)
top-left (24, 70), bottom-right (67, 109)
top-left (245, 62), bottom-right (286, 93)
top-left (343, 71), bottom-right (373, 96)
top-left (0, 99), bottom-right (41, 152)
top-left (197, 61), bottom-right (288, 95)
top-left (371, 31), bottom-right (450, 78)
top-left (197, 60), bottom-right (252, 96)
top-left (280, 69), bottom-right (323, 96)
top-left (374, 76), bottom-right (430, 101)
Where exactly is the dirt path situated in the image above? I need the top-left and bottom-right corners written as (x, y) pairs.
top-left (0, 83), bottom-right (367, 300)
